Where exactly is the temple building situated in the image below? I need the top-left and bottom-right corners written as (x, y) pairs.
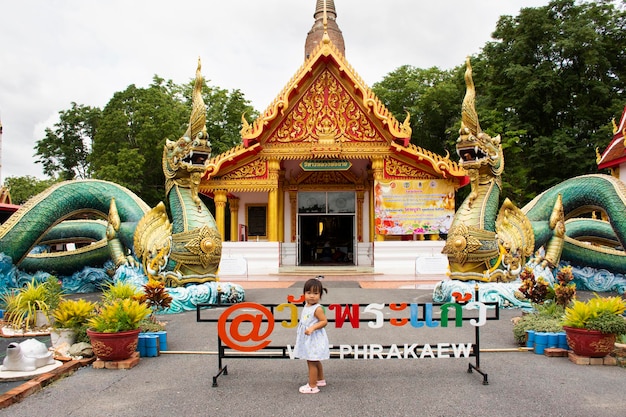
top-left (202, 1), bottom-right (468, 279)
top-left (597, 105), bottom-right (626, 183)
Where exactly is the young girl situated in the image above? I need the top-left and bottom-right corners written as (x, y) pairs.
top-left (293, 277), bottom-right (329, 394)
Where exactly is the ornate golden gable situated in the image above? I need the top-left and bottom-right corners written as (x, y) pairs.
top-left (202, 20), bottom-right (466, 186)
top-left (267, 70), bottom-right (385, 145)
top-left (240, 32), bottom-right (411, 145)
top-left (220, 159), bottom-right (267, 180)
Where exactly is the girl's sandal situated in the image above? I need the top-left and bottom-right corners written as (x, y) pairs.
top-left (299, 384), bottom-right (320, 394)
top-left (316, 379), bottom-right (326, 387)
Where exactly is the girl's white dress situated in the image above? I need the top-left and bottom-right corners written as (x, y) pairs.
top-left (294, 303), bottom-right (330, 360)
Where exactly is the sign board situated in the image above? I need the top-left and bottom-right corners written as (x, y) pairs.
top-left (300, 160), bottom-right (352, 171)
top-left (374, 179), bottom-right (455, 235)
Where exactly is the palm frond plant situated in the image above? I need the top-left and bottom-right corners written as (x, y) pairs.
top-left (562, 294), bottom-right (626, 357)
top-left (101, 280), bottom-right (142, 303)
top-left (87, 298), bottom-right (151, 333)
top-left (52, 298), bottom-right (97, 343)
top-left (0, 277), bottom-right (64, 330)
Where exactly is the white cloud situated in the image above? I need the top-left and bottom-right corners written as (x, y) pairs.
top-left (0, 0), bottom-right (551, 181)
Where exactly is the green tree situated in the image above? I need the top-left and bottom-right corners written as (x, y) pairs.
top-left (34, 102), bottom-right (101, 180)
top-left (89, 76), bottom-right (257, 207)
top-left (478, 0), bottom-right (626, 203)
top-left (89, 77), bottom-right (188, 206)
top-left (4, 176), bottom-right (58, 205)
top-left (372, 66), bottom-right (463, 156)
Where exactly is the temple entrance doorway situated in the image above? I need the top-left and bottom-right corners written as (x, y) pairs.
top-left (298, 214), bottom-right (354, 265)
top-left (297, 191), bottom-right (356, 266)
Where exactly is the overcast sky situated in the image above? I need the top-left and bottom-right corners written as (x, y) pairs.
top-left (0, 0), bottom-right (552, 182)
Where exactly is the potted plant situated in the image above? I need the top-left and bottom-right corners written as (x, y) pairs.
top-left (512, 302), bottom-right (565, 345)
top-left (86, 281), bottom-right (151, 361)
top-left (51, 298), bottom-right (97, 347)
top-left (0, 276), bottom-right (64, 331)
top-left (562, 294), bottom-right (626, 357)
top-left (136, 279), bottom-right (172, 355)
top-left (137, 279), bottom-right (172, 332)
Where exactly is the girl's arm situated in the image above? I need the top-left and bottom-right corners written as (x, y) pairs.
top-left (305, 305), bottom-right (328, 334)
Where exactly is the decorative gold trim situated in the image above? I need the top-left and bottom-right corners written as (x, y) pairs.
top-left (25, 239), bottom-right (108, 258)
top-left (241, 31), bottom-right (410, 144)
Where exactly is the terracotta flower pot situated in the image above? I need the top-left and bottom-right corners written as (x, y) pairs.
top-left (563, 326), bottom-right (616, 358)
top-left (87, 328), bottom-right (140, 361)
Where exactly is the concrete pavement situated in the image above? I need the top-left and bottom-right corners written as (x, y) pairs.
top-left (0, 282), bottom-right (624, 416)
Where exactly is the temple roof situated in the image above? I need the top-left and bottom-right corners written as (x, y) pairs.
top-left (201, 3), bottom-right (466, 187)
top-left (597, 105), bottom-right (626, 170)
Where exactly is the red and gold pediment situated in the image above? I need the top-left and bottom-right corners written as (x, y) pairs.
top-left (384, 157), bottom-right (437, 180)
top-left (218, 159), bottom-right (267, 180)
top-left (598, 105), bottom-right (626, 171)
top-left (240, 37), bottom-right (412, 147)
top-left (265, 70), bottom-right (385, 145)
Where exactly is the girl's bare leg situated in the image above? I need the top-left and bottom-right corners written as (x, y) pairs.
top-left (307, 361), bottom-right (320, 387)
top-left (315, 361), bottom-right (324, 381)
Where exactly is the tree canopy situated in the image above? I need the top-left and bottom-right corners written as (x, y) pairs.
top-left (33, 76), bottom-right (257, 207)
top-left (372, 0), bottom-right (625, 205)
top-left (479, 0), bottom-right (626, 202)
top-left (4, 176), bottom-right (58, 205)
top-left (35, 102), bottom-right (100, 180)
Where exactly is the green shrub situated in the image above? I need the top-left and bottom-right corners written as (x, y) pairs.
top-left (512, 303), bottom-right (565, 344)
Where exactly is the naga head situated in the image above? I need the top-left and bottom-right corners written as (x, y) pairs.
top-left (456, 58), bottom-right (503, 177)
top-left (163, 58), bottom-right (212, 183)
top-left (163, 133), bottom-right (212, 180)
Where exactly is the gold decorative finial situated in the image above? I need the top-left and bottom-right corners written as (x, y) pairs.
top-left (323, 0), bottom-right (328, 32)
top-left (461, 57), bottom-right (481, 137)
top-left (185, 58), bottom-right (208, 140)
top-left (240, 112), bottom-right (252, 136)
top-left (612, 117), bottom-right (618, 134)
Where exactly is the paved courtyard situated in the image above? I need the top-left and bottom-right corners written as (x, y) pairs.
top-left (0, 283), bottom-right (624, 416)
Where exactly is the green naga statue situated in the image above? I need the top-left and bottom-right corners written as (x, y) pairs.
top-left (0, 60), bottom-right (222, 287)
top-left (442, 58), bottom-right (626, 282)
top-left (111, 59), bottom-right (222, 286)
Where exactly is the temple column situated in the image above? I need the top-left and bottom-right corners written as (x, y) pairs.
top-left (289, 190), bottom-right (298, 242)
top-left (371, 158), bottom-right (384, 241)
top-left (214, 189), bottom-right (228, 241)
top-left (267, 159), bottom-right (280, 242)
top-left (278, 171), bottom-right (285, 242)
top-left (228, 197), bottom-right (239, 242)
top-left (356, 189), bottom-right (364, 243)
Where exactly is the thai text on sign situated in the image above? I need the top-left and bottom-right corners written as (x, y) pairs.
top-left (215, 296), bottom-right (492, 357)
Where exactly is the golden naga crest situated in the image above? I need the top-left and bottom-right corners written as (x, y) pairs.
top-left (163, 59), bottom-right (213, 206)
top-left (443, 58), bottom-right (534, 283)
top-left (456, 58), bottom-right (503, 178)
